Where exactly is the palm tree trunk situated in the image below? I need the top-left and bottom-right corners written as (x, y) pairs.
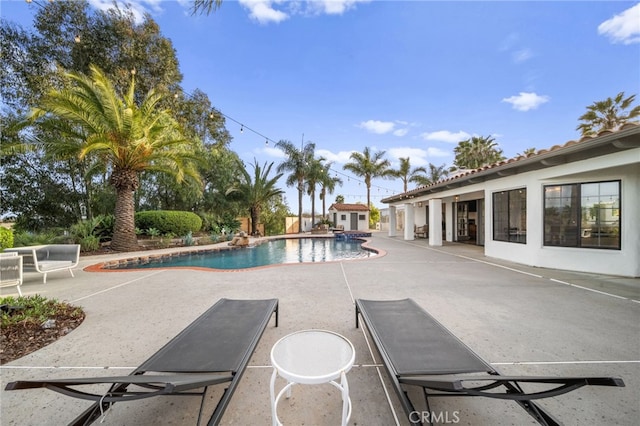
top-left (298, 179), bottom-right (304, 233)
top-left (250, 206), bottom-right (259, 235)
top-left (310, 190), bottom-right (316, 226)
top-left (110, 170), bottom-right (139, 252)
top-left (111, 187), bottom-right (139, 251)
top-left (321, 189), bottom-right (326, 220)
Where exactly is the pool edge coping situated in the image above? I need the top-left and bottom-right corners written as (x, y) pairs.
top-left (83, 235), bottom-right (386, 273)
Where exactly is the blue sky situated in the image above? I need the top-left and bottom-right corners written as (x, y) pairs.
top-left (3, 0), bottom-right (639, 212)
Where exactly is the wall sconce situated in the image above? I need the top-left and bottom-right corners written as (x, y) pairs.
top-left (417, 202), bottom-right (423, 207)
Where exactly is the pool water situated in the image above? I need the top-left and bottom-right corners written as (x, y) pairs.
top-left (115, 238), bottom-right (375, 270)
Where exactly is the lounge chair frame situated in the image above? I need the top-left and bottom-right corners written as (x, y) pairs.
top-left (0, 252), bottom-right (23, 295)
top-left (355, 298), bottom-right (624, 426)
top-left (4, 244), bottom-right (80, 283)
top-left (6, 298), bottom-right (278, 426)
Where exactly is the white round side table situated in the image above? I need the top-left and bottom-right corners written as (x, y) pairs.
top-left (270, 329), bottom-right (356, 426)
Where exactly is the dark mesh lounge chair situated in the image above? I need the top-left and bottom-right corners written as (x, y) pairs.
top-left (6, 298), bottom-right (278, 426)
top-left (355, 298), bottom-right (624, 426)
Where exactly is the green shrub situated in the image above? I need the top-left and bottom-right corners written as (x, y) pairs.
top-left (182, 231), bottom-right (195, 246)
top-left (80, 235), bottom-right (100, 252)
top-left (0, 295), bottom-right (84, 328)
top-left (0, 227), bottom-right (14, 251)
top-left (135, 211), bottom-right (202, 236)
top-left (13, 231), bottom-right (59, 247)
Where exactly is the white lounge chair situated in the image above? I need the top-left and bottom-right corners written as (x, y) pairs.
top-left (4, 244), bottom-right (80, 283)
top-left (0, 252), bottom-right (23, 296)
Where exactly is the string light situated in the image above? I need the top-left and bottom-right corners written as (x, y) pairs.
top-left (175, 89), bottom-right (399, 196)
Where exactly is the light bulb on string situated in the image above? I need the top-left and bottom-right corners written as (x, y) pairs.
top-left (240, 125), bottom-right (244, 133)
top-left (265, 139), bottom-right (269, 146)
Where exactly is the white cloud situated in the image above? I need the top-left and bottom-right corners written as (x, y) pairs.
top-left (239, 0), bottom-right (289, 24)
top-left (420, 130), bottom-right (471, 143)
top-left (358, 120), bottom-right (395, 134)
top-left (598, 3), bottom-right (640, 45)
top-left (512, 48), bottom-right (533, 63)
top-left (89, 0), bottom-right (151, 23)
top-left (91, 0), bottom-right (368, 25)
top-left (387, 147), bottom-right (428, 166)
top-left (308, 0), bottom-right (371, 15)
top-left (357, 119), bottom-right (412, 136)
top-left (262, 145), bottom-right (287, 159)
top-left (502, 92), bottom-right (550, 111)
top-left (316, 149), bottom-right (353, 164)
top-left (237, 0), bottom-right (370, 24)
top-left (426, 147), bottom-right (452, 158)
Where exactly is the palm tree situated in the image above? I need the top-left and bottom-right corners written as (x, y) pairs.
top-left (453, 135), bottom-right (505, 170)
top-left (411, 163), bottom-right (450, 187)
top-left (343, 146), bottom-right (392, 209)
top-left (276, 140), bottom-right (315, 233)
top-left (319, 162), bottom-right (342, 220)
top-left (29, 65), bottom-right (200, 251)
top-left (191, 0), bottom-right (224, 15)
top-left (226, 159), bottom-right (284, 236)
top-left (518, 147), bottom-right (537, 157)
top-left (577, 92), bottom-right (640, 137)
top-left (389, 157), bottom-right (427, 192)
top-left (305, 156), bottom-right (327, 226)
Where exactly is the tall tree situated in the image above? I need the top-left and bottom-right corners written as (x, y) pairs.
top-left (260, 194), bottom-right (291, 236)
top-left (453, 136), bottom-right (505, 170)
top-left (518, 147), bottom-right (537, 157)
top-left (343, 147), bottom-right (391, 209)
top-left (319, 162), bottom-right (342, 220)
top-left (191, 0), bottom-right (224, 15)
top-left (29, 65), bottom-right (200, 251)
top-left (226, 159), bottom-right (284, 236)
top-left (389, 157), bottom-right (427, 192)
top-left (577, 92), bottom-right (640, 137)
top-left (411, 163), bottom-right (450, 187)
top-left (305, 156), bottom-right (327, 226)
top-left (2, 2), bottom-right (232, 227)
top-left (276, 140), bottom-right (315, 233)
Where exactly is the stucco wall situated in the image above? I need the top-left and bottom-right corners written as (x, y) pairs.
top-left (390, 148), bottom-right (640, 277)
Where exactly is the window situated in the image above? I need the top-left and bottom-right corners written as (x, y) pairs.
top-left (359, 214), bottom-right (366, 220)
top-left (493, 188), bottom-right (526, 243)
top-left (341, 214), bottom-right (346, 220)
top-left (544, 181), bottom-right (620, 249)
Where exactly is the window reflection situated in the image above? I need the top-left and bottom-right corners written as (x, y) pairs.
top-left (544, 181), bottom-right (620, 250)
top-left (493, 188), bottom-right (526, 244)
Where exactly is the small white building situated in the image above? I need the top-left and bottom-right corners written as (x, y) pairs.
top-left (382, 123), bottom-right (640, 277)
top-left (328, 203), bottom-right (370, 231)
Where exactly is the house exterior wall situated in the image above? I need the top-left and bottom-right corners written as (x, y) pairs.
top-left (388, 147), bottom-right (640, 277)
top-left (483, 150), bottom-right (639, 277)
top-left (329, 209), bottom-right (370, 231)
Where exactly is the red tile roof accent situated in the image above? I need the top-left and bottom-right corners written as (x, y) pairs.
top-left (328, 203), bottom-right (370, 212)
top-left (382, 123), bottom-right (640, 203)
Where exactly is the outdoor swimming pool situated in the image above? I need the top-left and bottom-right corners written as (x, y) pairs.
top-left (112, 238), bottom-right (376, 270)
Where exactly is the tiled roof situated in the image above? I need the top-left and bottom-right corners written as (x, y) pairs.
top-left (382, 122), bottom-right (640, 204)
top-left (328, 203), bottom-right (370, 212)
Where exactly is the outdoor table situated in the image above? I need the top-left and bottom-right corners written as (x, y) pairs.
top-left (270, 329), bottom-right (355, 426)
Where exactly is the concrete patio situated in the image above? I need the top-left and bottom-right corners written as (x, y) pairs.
top-left (1, 232), bottom-right (638, 425)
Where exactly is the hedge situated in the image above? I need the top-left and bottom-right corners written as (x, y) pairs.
top-left (135, 211), bottom-right (202, 236)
